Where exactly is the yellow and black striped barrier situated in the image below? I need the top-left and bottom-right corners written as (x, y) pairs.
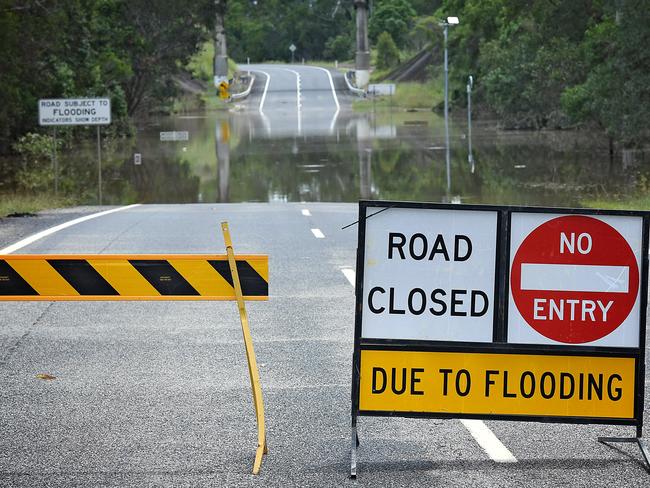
top-left (0, 254), bottom-right (268, 301)
top-left (1, 223), bottom-right (269, 474)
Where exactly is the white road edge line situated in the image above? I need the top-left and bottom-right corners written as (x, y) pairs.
top-left (311, 228), bottom-right (325, 239)
top-left (302, 209), bottom-right (311, 216)
top-left (460, 419), bottom-right (517, 463)
top-left (0, 204), bottom-right (142, 254)
top-left (339, 267), bottom-right (517, 464)
top-left (307, 66), bottom-right (340, 114)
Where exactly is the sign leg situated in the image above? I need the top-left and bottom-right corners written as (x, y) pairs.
top-left (350, 417), bottom-right (358, 479)
top-left (598, 436), bottom-right (650, 473)
top-left (222, 222), bottom-right (267, 475)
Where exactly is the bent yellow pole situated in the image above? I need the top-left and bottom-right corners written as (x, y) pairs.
top-left (221, 222), bottom-right (268, 474)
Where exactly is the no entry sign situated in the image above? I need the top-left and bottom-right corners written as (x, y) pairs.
top-left (509, 213), bottom-right (643, 347)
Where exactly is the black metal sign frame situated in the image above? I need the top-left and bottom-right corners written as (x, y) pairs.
top-left (350, 200), bottom-right (649, 477)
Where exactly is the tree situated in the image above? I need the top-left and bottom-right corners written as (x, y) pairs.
top-left (376, 31), bottom-right (400, 70)
top-left (369, 0), bottom-right (416, 48)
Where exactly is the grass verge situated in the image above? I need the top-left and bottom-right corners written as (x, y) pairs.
top-left (0, 193), bottom-right (77, 218)
top-left (581, 196), bottom-right (650, 211)
top-left (353, 79), bottom-right (443, 111)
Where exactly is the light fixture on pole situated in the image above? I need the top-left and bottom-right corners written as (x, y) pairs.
top-left (439, 16), bottom-right (459, 196)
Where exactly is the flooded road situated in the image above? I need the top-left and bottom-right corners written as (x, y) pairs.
top-left (44, 104), bottom-right (645, 208)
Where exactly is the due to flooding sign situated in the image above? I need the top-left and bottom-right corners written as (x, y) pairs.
top-left (39, 98), bottom-right (111, 126)
top-left (352, 201), bottom-right (647, 432)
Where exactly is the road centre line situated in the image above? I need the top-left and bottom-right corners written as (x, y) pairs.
top-left (282, 68), bottom-right (303, 135)
top-left (302, 209), bottom-right (311, 216)
top-left (460, 419), bottom-right (518, 463)
top-left (311, 228), bottom-right (325, 239)
top-left (340, 267), bottom-right (517, 463)
top-left (0, 204), bottom-right (141, 254)
top-left (340, 267), bottom-right (355, 287)
top-left (282, 68), bottom-right (302, 110)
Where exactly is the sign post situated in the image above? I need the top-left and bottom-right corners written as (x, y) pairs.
top-left (289, 43), bottom-right (296, 63)
top-left (38, 98), bottom-right (111, 205)
top-left (350, 201), bottom-right (649, 478)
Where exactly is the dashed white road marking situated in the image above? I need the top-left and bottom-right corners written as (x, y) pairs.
top-left (311, 228), bottom-right (325, 239)
top-left (339, 267), bottom-right (517, 464)
top-left (283, 68), bottom-right (303, 135)
top-left (340, 267), bottom-right (356, 287)
top-left (460, 419), bottom-right (518, 463)
top-left (0, 204), bottom-right (141, 254)
top-left (302, 209), bottom-right (311, 216)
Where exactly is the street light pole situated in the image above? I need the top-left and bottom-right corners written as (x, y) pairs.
top-left (443, 23), bottom-right (450, 195)
top-left (467, 75), bottom-right (474, 172)
top-left (440, 16), bottom-right (458, 196)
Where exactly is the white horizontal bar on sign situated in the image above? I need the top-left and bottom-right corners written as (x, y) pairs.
top-left (520, 263), bottom-right (629, 293)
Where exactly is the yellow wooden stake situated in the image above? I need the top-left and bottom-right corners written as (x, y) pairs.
top-left (221, 222), bottom-right (268, 474)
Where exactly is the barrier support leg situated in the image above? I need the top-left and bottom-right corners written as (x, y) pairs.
top-left (222, 222), bottom-right (267, 475)
top-left (350, 416), bottom-right (358, 479)
top-left (598, 434), bottom-right (650, 473)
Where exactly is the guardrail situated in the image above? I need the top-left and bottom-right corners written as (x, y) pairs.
top-left (345, 70), bottom-right (366, 97)
top-left (231, 74), bottom-right (255, 101)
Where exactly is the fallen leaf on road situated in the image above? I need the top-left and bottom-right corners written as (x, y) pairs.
top-left (35, 373), bottom-right (56, 381)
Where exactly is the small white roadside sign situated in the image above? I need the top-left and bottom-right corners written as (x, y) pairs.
top-left (159, 131), bottom-right (189, 142)
top-left (368, 84), bottom-right (396, 96)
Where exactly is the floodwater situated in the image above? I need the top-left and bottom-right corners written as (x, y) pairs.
top-left (39, 107), bottom-right (648, 208)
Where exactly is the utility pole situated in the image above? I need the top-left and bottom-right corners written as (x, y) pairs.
top-left (214, 0), bottom-right (229, 90)
top-left (354, 0), bottom-right (370, 90)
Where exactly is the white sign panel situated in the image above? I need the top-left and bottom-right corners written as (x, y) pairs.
top-left (39, 98), bottom-right (111, 126)
top-left (368, 84), bottom-right (396, 96)
top-left (508, 212), bottom-right (642, 348)
top-left (159, 131), bottom-right (189, 142)
top-left (361, 207), bottom-right (498, 342)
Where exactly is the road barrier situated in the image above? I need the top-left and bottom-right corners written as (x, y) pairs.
top-left (0, 222), bottom-right (269, 474)
top-left (0, 255), bottom-right (267, 300)
top-left (350, 200), bottom-right (649, 477)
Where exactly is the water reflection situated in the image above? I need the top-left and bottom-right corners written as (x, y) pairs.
top-left (50, 106), bottom-right (648, 208)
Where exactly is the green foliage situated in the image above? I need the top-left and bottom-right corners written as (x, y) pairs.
top-left (323, 34), bottom-right (354, 61)
top-left (369, 0), bottom-right (417, 48)
top-left (225, 0), bottom-right (355, 62)
top-left (376, 32), bottom-right (401, 70)
top-left (428, 0), bottom-right (649, 145)
top-left (0, 0), bottom-right (210, 153)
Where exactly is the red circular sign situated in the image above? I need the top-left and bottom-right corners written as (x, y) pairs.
top-left (511, 215), bottom-right (638, 343)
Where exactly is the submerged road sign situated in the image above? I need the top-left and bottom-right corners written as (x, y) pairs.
top-left (0, 255), bottom-right (268, 300)
top-left (350, 201), bottom-right (649, 478)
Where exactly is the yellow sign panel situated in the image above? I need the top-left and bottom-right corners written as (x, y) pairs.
top-left (219, 81), bottom-right (230, 100)
top-left (359, 350), bottom-right (635, 419)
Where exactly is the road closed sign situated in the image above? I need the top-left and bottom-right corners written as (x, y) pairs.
top-left (508, 213), bottom-right (643, 347)
top-left (360, 205), bottom-right (498, 342)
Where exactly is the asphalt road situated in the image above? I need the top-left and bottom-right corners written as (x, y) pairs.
top-left (1, 203), bottom-right (649, 487)
top-left (243, 64), bottom-right (353, 137)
